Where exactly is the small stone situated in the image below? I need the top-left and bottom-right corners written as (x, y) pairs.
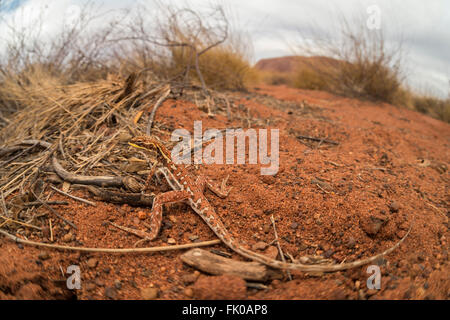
top-left (142, 268), bottom-right (152, 277)
top-left (290, 222), bottom-right (299, 230)
top-left (41, 227), bottom-right (50, 239)
top-left (415, 287), bottom-right (426, 299)
top-left (366, 289), bottom-right (379, 297)
top-left (181, 273), bottom-right (199, 285)
top-left (137, 211), bottom-right (147, 220)
top-left (168, 215), bottom-right (178, 223)
top-left (358, 289), bottom-right (366, 300)
top-left (85, 282), bottom-right (96, 291)
top-left (184, 288), bottom-right (193, 297)
top-left (361, 216), bottom-right (385, 236)
top-left (261, 175), bottom-right (276, 185)
top-left (334, 279), bottom-right (343, 286)
top-left (252, 241), bottom-right (268, 251)
top-left (330, 288), bottom-right (347, 300)
top-left (140, 287), bottom-right (159, 300)
top-left (355, 280), bottom-right (361, 290)
top-left (324, 249), bottom-right (334, 258)
top-left (86, 258), bottom-right (98, 269)
top-left (114, 280), bottom-right (122, 290)
top-left (263, 225), bottom-right (271, 234)
top-left (38, 251), bottom-right (50, 261)
top-left (388, 201), bottom-right (400, 213)
top-left (95, 278), bottom-right (105, 286)
top-left (264, 246), bottom-right (279, 259)
top-left (167, 238), bottom-right (176, 245)
top-left (105, 287), bottom-right (117, 299)
top-left (63, 232), bottom-right (73, 242)
top-left (346, 237), bottom-right (356, 249)
top-left (188, 235), bottom-right (199, 241)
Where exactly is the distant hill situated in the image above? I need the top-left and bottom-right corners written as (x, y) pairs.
top-left (255, 55), bottom-right (343, 74)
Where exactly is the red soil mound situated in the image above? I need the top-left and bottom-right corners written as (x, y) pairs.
top-left (1, 84), bottom-right (448, 300)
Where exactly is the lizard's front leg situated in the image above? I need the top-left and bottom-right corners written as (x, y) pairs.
top-left (145, 190), bottom-right (191, 239)
top-left (143, 160), bottom-right (158, 191)
top-left (196, 175), bottom-right (232, 198)
top-left (112, 190), bottom-right (191, 246)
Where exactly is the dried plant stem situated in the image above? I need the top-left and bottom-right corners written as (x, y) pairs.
top-left (0, 228), bottom-right (221, 253)
top-left (146, 85), bottom-right (171, 135)
top-left (31, 190), bottom-right (77, 229)
top-left (0, 214), bottom-right (42, 230)
top-left (49, 185), bottom-right (96, 206)
top-left (270, 215), bottom-right (292, 280)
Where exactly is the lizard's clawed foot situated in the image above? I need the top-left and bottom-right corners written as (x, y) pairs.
top-left (220, 175), bottom-right (233, 197)
top-left (143, 161), bottom-right (159, 191)
top-left (204, 175), bottom-right (233, 198)
top-left (108, 221), bottom-right (156, 247)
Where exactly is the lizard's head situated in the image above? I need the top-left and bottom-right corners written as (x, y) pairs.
top-left (129, 136), bottom-right (172, 163)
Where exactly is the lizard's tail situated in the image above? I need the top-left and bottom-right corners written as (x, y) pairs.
top-left (212, 221), bottom-right (411, 272)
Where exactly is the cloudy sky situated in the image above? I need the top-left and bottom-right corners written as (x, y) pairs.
top-left (1, 0), bottom-right (449, 97)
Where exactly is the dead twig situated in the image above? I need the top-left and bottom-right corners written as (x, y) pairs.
top-left (22, 200), bottom-right (68, 207)
top-left (180, 248), bottom-right (283, 281)
top-left (30, 190), bottom-right (77, 230)
top-left (0, 214), bottom-right (42, 230)
top-left (270, 215), bottom-right (292, 280)
top-left (0, 143), bottom-right (38, 168)
top-left (297, 135), bottom-right (339, 145)
top-left (52, 156), bottom-right (126, 189)
top-left (146, 84), bottom-right (171, 135)
top-left (0, 228), bottom-right (221, 253)
top-left (49, 185), bottom-right (96, 206)
top-left (79, 185), bottom-right (154, 206)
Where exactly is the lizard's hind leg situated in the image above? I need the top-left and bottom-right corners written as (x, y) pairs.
top-left (199, 174), bottom-right (232, 198)
top-left (112, 190), bottom-right (191, 246)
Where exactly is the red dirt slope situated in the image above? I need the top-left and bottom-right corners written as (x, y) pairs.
top-left (0, 84), bottom-right (448, 300)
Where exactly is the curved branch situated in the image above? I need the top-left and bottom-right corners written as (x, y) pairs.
top-left (52, 156), bottom-right (141, 192)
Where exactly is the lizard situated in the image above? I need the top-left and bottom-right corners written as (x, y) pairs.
top-left (126, 135), bottom-right (410, 272)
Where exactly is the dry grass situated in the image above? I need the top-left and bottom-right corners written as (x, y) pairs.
top-left (0, 2), bottom-right (253, 120)
top-left (256, 70), bottom-right (293, 86)
top-left (412, 95), bottom-right (450, 123)
top-left (188, 45), bottom-right (255, 90)
top-left (293, 13), bottom-right (405, 105)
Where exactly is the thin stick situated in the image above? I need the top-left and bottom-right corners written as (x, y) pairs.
top-left (147, 85), bottom-right (171, 135)
top-left (31, 190), bottom-right (77, 230)
top-left (0, 214), bottom-right (42, 230)
top-left (297, 135), bottom-right (339, 145)
top-left (22, 201), bottom-right (68, 207)
top-left (0, 143), bottom-right (38, 168)
top-left (0, 192), bottom-right (8, 217)
top-left (426, 202), bottom-right (447, 221)
top-left (49, 219), bottom-right (54, 242)
top-left (270, 215), bottom-right (292, 281)
top-left (316, 183), bottom-right (330, 194)
top-left (49, 185), bottom-right (96, 206)
top-left (0, 228), bottom-right (221, 253)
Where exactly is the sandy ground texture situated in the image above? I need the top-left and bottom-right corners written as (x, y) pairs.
top-left (0, 84), bottom-right (448, 300)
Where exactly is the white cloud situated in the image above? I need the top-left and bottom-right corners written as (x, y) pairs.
top-left (1, 0), bottom-right (448, 97)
